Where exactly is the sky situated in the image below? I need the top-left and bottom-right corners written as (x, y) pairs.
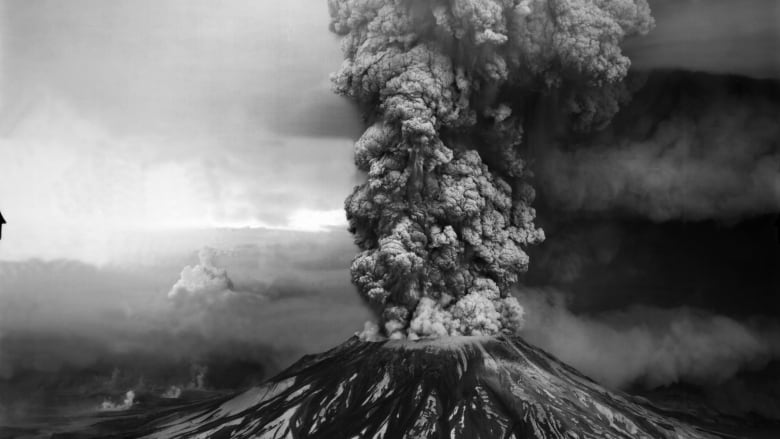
top-left (0, 2), bottom-right (374, 417)
top-left (623, 0), bottom-right (780, 80)
top-left (0, 0), bottom-right (361, 264)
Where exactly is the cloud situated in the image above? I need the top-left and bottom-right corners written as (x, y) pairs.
top-left (0, 229), bottom-right (368, 391)
top-left (624, 0), bottom-right (780, 80)
top-left (0, 96), bottom-right (359, 264)
top-left (517, 288), bottom-right (780, 390)
top-left (168, 247), bottom-right (235, 301)
top-left (99, 391), bottom-right (136, 412)
top-left (0, 0), bottom-right (360, 264)
top-left (161, 238), bottom-right (372, 355)
top-left (1, 0), bottom-right (353, 139)
top-left (0, 229), bottom-right (373, 423)
top-left (535, 71), bottom-right (780, 222)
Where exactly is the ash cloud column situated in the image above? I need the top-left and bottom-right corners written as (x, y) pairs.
top-left (328, 0), bottom-right (653, 338)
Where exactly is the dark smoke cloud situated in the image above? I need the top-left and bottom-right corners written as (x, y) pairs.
top-left (698, 362), bottom-right (780, 420)
top-left (329, 0), bottom-right (652, 338)
top-left (536, 72), bottom-right (780, 221)
top-left (517, 288), bottom-right (780, 390)
top-left (522, 214), bottom-right (780, 319)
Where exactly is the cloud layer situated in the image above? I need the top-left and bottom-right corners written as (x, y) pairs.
top-left (536, 72), bottom-right (780, 221)
top-left (517, 288), bottom-right (780, 389)
top-left (0, 230), bottom-right (371, 403)
top-left (0, 0), bottom-right (359, 264)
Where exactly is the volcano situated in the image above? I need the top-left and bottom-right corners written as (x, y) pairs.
top-left (75, 335), bottom-right (720, 438)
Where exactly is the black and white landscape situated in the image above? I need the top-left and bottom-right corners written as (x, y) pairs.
top-left (0, 1), bottom-right (779, 438)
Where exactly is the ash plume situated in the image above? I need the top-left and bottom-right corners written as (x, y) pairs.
top-left (517, 288), bottom-right (780, 390)
top-left (329, 0), bottom-right (653, 338)
top-left (536, 72), bottom-right (780, 221)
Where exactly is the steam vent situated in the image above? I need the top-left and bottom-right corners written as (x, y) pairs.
top-left (92, 336), bottom-right (716, 439)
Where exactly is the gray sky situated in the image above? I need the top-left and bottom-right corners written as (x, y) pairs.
top-left (0, 0), bottom-right (361, 263)
top-left (624, 0), bottom-right (780, 80)
top-left (0, 1), bottom-right (370, 382)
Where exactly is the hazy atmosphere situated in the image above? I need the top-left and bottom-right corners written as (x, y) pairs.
top-left (1, 0), bottom-right (779, 435)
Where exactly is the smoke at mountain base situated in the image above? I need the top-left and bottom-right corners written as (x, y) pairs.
top-left (99, 390), bottom-right (135, 412)
top-left (517, 288), bottom-right (780, 390)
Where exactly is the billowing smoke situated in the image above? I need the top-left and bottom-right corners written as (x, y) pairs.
top-left (517, 288), bottom-right (780, 389)
top-left (169, 247), bottom-right (235, 301)
top-left (328, 0), bottom-right (653, 338)
top-left (536, 72), bottom-right (780, 221)
top-left (99, 390), bottom-right (136, 412)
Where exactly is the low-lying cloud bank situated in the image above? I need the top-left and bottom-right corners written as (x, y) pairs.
top-left (2, 230), bottom-right (779, 420)
top-left (517, 288), bottom-right (780, 390)
top-left (0, 229), bottom-right (371, 422)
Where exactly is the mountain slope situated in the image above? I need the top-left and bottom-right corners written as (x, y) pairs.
top-left (94, 335), bottom-right (717, 439)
